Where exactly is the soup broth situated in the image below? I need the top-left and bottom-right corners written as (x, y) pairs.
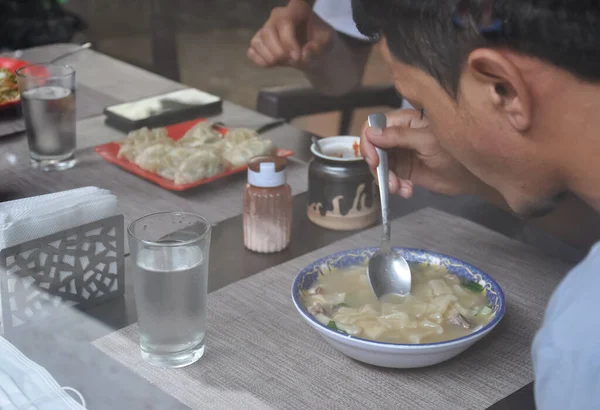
top-left (302, 263), bottom-right (494, 344)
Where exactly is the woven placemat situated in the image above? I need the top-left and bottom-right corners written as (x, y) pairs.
top-left (93, 208), bottom-right (571, 410)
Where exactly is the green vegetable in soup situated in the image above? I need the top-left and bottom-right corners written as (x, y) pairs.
top-left (336, 303), bottom-right (350, 308)
top-left (463, 280), bottom-right (485, 293)
top-left (327, 320), bottom-right (348, 335)
top-left (477, 306), bottom-right (493, 316)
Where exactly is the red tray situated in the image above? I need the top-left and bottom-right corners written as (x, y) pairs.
top-left (95, 118), bottom-right (294, 191)
top-left (0, 57), bottom-right (30, 110)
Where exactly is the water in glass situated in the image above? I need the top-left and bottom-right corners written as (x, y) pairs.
top-left (21, 85), bottom-right (76, 170)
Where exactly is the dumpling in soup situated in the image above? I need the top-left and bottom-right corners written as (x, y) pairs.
top-left (174, 150), bottom-right (222, 184)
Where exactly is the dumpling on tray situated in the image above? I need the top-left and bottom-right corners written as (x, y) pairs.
top-left (134, 142), bottom-right (175, 173)
top-left (155, 147), bottom-right (193, 181)
top-left (179, 122), bottom-right (221, 147)
top-left (198, 139), bottom-right (229, 154)
top-left (112, 123), bottom-right (281, 186)
top-left (221, 139), bottom-right (276, 168)
top-left (174, 149), bottom-right (223, 185)
top-left (223, 128), bottom-right (259, 145)
top-left (117, 127), bottom-right (170, 161)
top-left (126, 126), bottom-right (169, 144)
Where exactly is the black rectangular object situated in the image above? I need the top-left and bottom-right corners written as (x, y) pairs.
top-left (103, 89), bottom-right (222, 132)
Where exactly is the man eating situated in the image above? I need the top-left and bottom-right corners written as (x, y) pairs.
top-left (354, 1), bottom-right (600, 408)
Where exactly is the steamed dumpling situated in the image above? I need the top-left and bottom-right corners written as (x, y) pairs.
top-left (134, 142), bottom-right (175, 173)
top-left (115, 124), bottom-right (278, 185)
top-left (197, 139), bottom-right (229, 154)
top-left (118, 127), bottom-right (170, 161)
top-left (179, 122), bottom-right (221, 147)
top-left (127, 126), bottom-right (169, 144)
top-left (117, 143), bottom-right (138, 162)
top-left (221, 139), bottom-right (276, 168)
top-left (155, 147), bottom-right (193, 180)
top-left (174, 150), bottom-right (223, 184)
top-left (223, 128), bottom-right (259, 145)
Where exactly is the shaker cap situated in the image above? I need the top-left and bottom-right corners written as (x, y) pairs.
top-left (247, 156), bottom-right (287, 187)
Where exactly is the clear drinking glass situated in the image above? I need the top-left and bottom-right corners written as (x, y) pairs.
top-left (128, 212), bottom-right (211, 368)
top-left (16, 63), bottom-right (76, 171)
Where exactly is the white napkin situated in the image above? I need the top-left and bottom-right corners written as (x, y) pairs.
top-left (0, 336), bottom-right (87, 409)
top-left (0, 187), bottom-right (117, 334)
top-left (0, 187), bottom-right (117, 250)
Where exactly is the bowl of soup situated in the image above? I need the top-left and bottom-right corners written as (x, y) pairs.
top-left (292, 247), bottom-right (505, 368)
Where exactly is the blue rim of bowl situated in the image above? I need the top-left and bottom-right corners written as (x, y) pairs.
top-left (291, 247), bottom-right (506, 348)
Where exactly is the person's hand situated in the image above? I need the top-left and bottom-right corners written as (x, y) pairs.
top-left (247, 0), bottom-right (334, 69)
top-left (360, 109), bottom-right (486, 198)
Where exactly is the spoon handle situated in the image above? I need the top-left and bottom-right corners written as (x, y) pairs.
top-left (368, 113), bottom-right (391, 244)
top-left (376, 147), bottom-right (391, 243)
top-left (49, 43), bottom-right (92, 64)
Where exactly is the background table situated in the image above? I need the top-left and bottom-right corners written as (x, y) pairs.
top-left (0, 44), bottom-right (580, 409)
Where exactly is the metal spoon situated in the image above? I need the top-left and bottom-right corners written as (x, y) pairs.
top-left (366, 113), bottom-right (412, 298)
top-left (311, 136), bottom-right (324, 154)
top-left (49, 43), bottom-right (92, 64)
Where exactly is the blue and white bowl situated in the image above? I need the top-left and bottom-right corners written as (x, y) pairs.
top-left (291, 247), bottom-right (506, 368)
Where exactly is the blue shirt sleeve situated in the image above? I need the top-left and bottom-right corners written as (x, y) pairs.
top-left (532, 243), bottom-right (600, 410)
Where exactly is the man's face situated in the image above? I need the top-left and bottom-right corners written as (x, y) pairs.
top-left (380, 39), bottom-right (564, 217)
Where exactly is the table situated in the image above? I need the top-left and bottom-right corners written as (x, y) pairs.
top-left (0, 44), bottom-right (578, 409)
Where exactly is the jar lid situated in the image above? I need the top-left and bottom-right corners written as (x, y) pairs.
top-left (247, 156), bottom-right (287, 187)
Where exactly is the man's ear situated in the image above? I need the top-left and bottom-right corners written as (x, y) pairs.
top-left (466, 48), bottom-right (532, 132)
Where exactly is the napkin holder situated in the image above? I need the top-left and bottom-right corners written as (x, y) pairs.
top-left (0, 215), bottom-right (125, 335)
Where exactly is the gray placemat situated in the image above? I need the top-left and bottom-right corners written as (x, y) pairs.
top-left (0, 84), bottom-right (119, 138)
top-left (93, 208), bottom-right (571, 410)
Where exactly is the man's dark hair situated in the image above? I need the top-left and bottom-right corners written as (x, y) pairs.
top-left (352, 0), bottom-right (600, 97)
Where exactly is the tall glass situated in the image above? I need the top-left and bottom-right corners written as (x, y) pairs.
top-left (16, 63), bottom-right (76, 171)
top-left (128, 212), bottom-right (211, 368)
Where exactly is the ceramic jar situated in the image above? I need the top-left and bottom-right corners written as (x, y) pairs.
top-left (307, 136), bottom-right (379, 231)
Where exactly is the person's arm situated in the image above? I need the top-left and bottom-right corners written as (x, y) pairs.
top-left (300, 32), bottom-right (372, 96)
top-left (360, 109), bottom-right (600, 252)
top-left (247, 0), bottom-right (373, 96)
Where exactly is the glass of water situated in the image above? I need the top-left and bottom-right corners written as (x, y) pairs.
top-left (128, 212), bottom-right (211, 368)
top-left (16, 63), bottom-right (76, 171)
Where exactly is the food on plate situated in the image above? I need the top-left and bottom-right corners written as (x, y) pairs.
top-left (116, 121), bottom-right (278, 184)
top-left (302, 263), bottom-right (495, 344)
top-left (179, 122), bottom-right (221, 147)
top-left (117, 127), bottom-right (171, 161)
top-left (221, 139), bottom-right (275, 168)
top-left (0, 68), bottom-right (19, 104)
top-left (224, 127), bottom-right (259, 144)
top-left (173, 150), bottom-right (223, 184)
top-left (134, 143), bottom-right (174, 173)
top-left (154, 147), bottom-right (192, 180)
